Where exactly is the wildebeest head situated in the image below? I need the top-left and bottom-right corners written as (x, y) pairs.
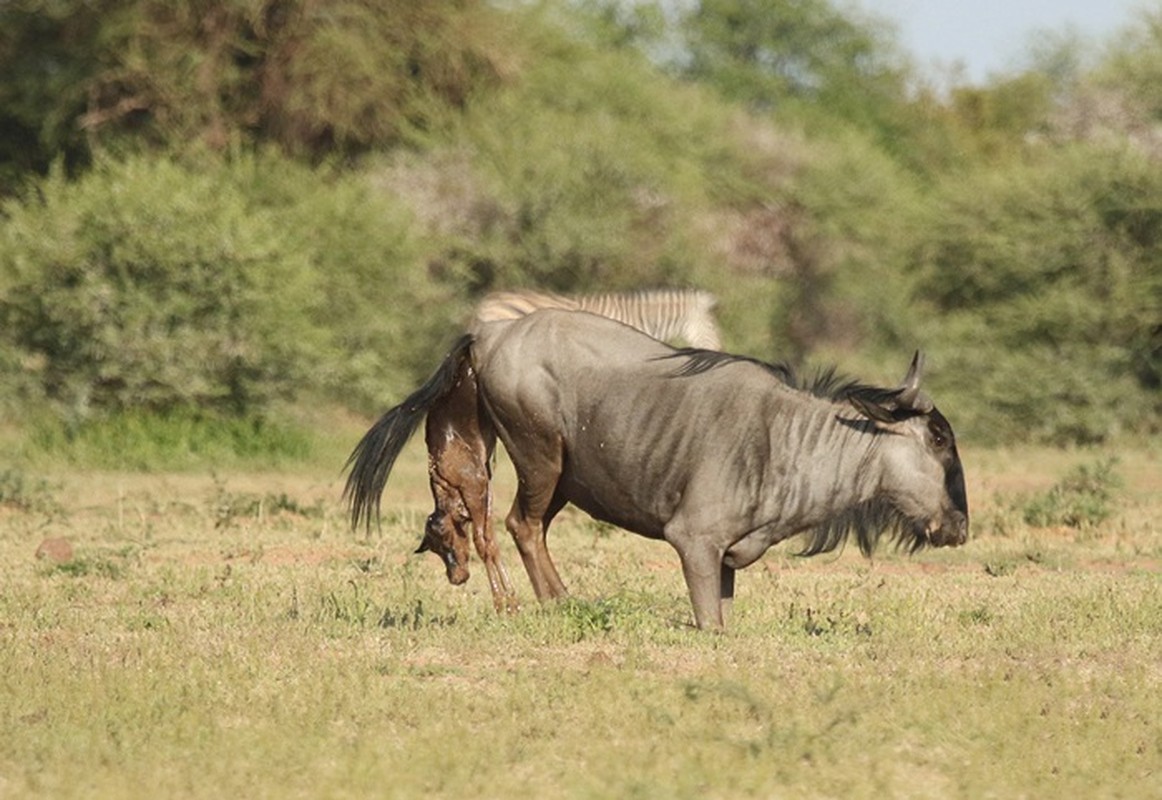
top-left (417, 506), bottom-right (472, 585)
top-left (846, 352), bottom-right (969, 550)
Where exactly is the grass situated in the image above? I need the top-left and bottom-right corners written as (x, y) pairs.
top-left (15, 408), bottom-right (320, 472)
top-left (0, 441), bottom-right (1159, 798)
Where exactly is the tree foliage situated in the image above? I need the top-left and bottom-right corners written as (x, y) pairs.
top-left (0, 156), bottom-right (318, 417)
top-left (0, 153), bottom-right (443, 419)
top-left (909, 146), bottom-right (1162, 443)
top-left (0, 0), bottom-right (1159, 446)
top-left (429, 32), bottom-right (740, 295)
top-left (1093, 7), bottom-right (1162, 120)
top-left (678, 0), bottom-right (911, 140)
top-left (0, 0), bottom-right (513, 179)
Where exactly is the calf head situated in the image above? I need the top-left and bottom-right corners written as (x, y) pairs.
top-left (417, 494), bottom-right (472, 585)
top-left (849, 351), bottom-right (969, 549)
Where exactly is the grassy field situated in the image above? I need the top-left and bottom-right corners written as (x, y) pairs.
top-left (1, 438), bottom-right (1159, 799)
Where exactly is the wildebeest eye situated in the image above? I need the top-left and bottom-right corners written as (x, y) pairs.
top-left (928, 419), bottom-right (949, 448)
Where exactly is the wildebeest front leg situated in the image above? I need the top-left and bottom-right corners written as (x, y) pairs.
top-left (673, 541), bottom-right (726, 631)
top-left (720, 564), bottom-right (736, 624)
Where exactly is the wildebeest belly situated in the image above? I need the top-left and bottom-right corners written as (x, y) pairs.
top-left (555, 392), bottom-right (731, 541)
top-left (556, 466), bottom-right (671, 540)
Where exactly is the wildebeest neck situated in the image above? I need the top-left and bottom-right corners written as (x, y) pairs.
top-left (749, 395), bottom-right (887, 549)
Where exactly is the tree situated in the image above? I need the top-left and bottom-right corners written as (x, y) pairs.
top-left (679, 0), bottom-right (909, 127)
top-left (0, 0), bottom-right (515, 186)
top-left (0, 156), bottom-right (320, 417)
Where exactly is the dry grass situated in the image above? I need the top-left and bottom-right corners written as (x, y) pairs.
top-left (0, 441), bottom-right (1159, 798)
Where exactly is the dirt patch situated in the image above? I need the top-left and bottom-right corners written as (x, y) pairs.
top-left (35, 537), bottom-right (74, 564)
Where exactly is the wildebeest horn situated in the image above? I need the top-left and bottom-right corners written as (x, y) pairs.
top-left (897, 351), bottom-right (933, 412)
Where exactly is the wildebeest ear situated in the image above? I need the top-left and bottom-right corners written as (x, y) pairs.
top-left (850, 351), bottom-right (933, 424)
top-left (849, 394), bottom-right (899, 425)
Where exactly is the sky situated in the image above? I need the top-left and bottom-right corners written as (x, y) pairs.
top-left (853, 0), bottom-right (1150, 84)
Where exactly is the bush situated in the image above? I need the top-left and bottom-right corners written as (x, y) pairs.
top-left (265, 159), bottom-right (466, 412)
top-left (428, 31), bottom-right (742, 295)
top-left (0, 155), bottom-right (320, 419)
top-left (0, 0), bottom-right (515, 179)
top-left (906, 145), bottom-right (1162, 444)
top-left (0, 468), bottom-right (59, 514)
top-left (1022, 458), bottom-right (1122, 529)
top-left (0, 151), bottom-right (444, 422)
top-left (769, 128), bottom-right (926, 365)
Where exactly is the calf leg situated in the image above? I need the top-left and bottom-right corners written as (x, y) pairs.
top-left (464, 480), bottom-right (518, 612)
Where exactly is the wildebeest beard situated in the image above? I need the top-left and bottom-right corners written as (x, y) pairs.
top-left (797, 496), bottom-right (933, 557)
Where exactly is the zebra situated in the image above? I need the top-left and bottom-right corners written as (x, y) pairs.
top-left (473, 288), bottom-right (723, 350)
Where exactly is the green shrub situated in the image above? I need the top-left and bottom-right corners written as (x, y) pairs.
top-left (908, 145), bottom-right (1162, 444)
top-left (0, 468), bottom-right (59, 514)
top-left (264, 158), bottom-right (465, 411)
top-left (433, 33), bottom-right (742, 295)
top-left (0, 155), bottom-right (321, 418)
top-left (0, 0), bottom-right (515, 179)
top-left (769, 128), bottom-right (926, 365)
top-left (0, 151), bottom-right (452, 427)
top-left (1022, 458), bottom-right (1122, 529)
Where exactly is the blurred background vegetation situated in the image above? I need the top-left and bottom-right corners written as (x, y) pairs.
top-left (0, 0), bottom-right (1159, 463)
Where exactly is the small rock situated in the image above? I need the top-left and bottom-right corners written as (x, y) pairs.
top-left (35, 537), bottom-right (74, 564)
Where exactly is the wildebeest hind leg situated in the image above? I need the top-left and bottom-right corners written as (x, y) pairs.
top-left (504, 446), bottom-right (569, 601)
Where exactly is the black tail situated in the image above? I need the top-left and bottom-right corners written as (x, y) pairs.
top-left (343, 335), bottom-right (474, 531)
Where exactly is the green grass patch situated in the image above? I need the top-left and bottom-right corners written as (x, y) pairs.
top-left (0, 446), bottom-right (1159, 798)
top-left (24, 409), bottom-right (315, 471)
top-left (0, 468), bottom-right (59, 514)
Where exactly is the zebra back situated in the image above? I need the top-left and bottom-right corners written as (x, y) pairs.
top-left (473, 288), bottom-right (722, 350)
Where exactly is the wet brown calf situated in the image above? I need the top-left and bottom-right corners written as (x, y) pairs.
top-left (417, 356), bottom-right (517, 612)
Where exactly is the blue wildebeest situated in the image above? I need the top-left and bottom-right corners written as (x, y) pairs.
top-left (346, 310), bottom-right (968, 630)
top-left (353, 288), bottom-right (719, 612)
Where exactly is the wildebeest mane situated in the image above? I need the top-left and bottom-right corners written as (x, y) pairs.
top-left (663, 348), bottom-right (905, 409)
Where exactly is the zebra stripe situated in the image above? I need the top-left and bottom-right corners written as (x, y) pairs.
top-left (473, 288), bottom-right (722, 349)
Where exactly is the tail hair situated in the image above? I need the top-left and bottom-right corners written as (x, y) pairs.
top-left (343, 335), bottom-right (474, 531)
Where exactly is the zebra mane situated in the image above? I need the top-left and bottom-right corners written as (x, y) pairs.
top-left (474, 288), bottom-right (722, 349)
top-left (662, 349), bottom-right (904, 408)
